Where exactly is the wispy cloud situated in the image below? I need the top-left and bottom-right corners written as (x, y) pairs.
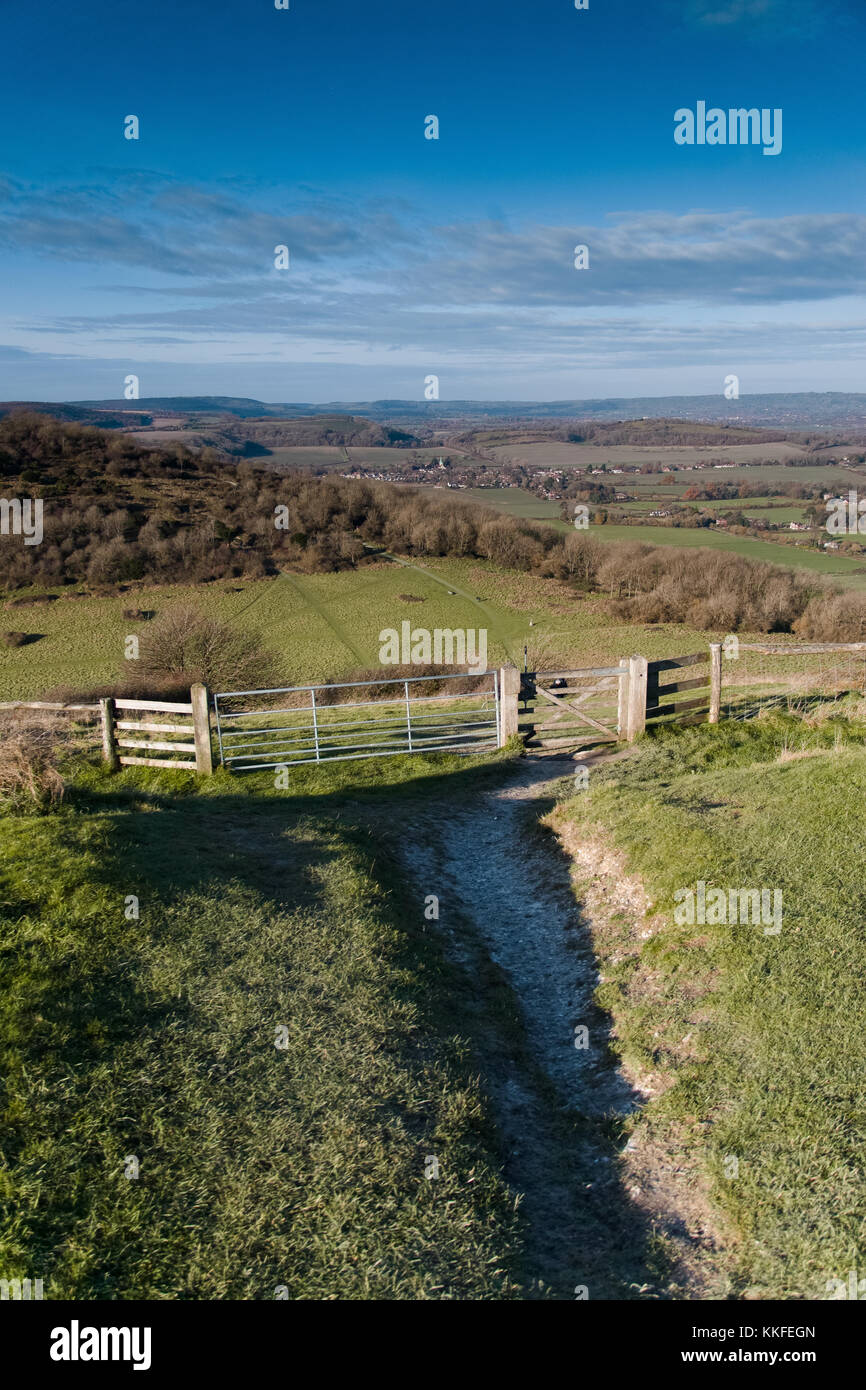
top-left (669, 0), bottom-right (856, 34)
top-left (3, 175), bottom-right (866, 392)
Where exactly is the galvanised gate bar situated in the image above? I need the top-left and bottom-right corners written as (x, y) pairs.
top-left (213, 670), bottom-right (501, 771)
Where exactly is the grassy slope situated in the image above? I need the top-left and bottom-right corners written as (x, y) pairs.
top-left (555, 715), bottom-right (866, 1298)
top-left (0, 752), bottom-right (525, 1300)
top-left (0, 557), bottom-right (732, 700)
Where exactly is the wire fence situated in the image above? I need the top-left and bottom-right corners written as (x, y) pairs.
top-left (719, 642), bottom-right (866, 720)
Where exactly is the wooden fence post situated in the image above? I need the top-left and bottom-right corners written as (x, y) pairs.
top-left (709, 643), bottom-right (722, 724)
top-left (626, 655), bottom-right (648, 742)
top-left (99, 696), bottom-right (118, 771)
top-left (191, 683), bottom-right (214, 774)
top-left (499, 665), bottom-right (520, 746)
top-left (616, 657), bottom-right (629, 739)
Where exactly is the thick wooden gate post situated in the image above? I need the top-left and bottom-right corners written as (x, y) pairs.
top-left (709, 643), bottom-right (722, 724)
top-left (626, 655), bottom-right (648, 742)
top-left (616, 657), bottom-right (629, 739)
top-left (191, 683), bottom-right (214, 774)
top-left (499, 665), bottom-right (520, 746)
top-left (99, 696), bottom-right (118, 771)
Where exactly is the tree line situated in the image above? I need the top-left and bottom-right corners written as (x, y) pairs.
top-left (1, 413), bottom-right (864, 641)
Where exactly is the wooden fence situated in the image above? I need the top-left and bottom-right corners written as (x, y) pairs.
top-left (643, 645), bottom-right (721, 734)
top-left (0, 683), bottom-right (213, 774)
top-left (718, 640), bottom-right (866, 719)
top-left (3, 641), bottom-right (863, 774)
top-left (519, 664), bottom-right (626, 750)
top-left (513, 646), bottom-right (723, 749)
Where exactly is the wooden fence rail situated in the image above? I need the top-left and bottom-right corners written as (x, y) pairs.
top-left (5, 640), bottom-right (864, 773)
top-left (103, 684), bottom-right (213, 773)
top-left (644, 647), bottom-right (719, 734)
top-left (0, 685), bottom-right (214, 774)
top-left (511, 644), bottom-right (724, 749)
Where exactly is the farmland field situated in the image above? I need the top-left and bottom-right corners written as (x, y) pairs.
top-left (446, 488), bottom-right (809, 528)
top-left (613, 496), bottom-right (806, 514)
top-left (236, 446), bottom-right (446, 472)
top-left (586, 524), bottom-right (866, 587)
top-left (406, 486), bottom-right (866, 586)
top-left (346, 446), bottom-right (445, 467)
top-left (259, 446), bottom-right (347, 469)
top-left (488, 441), bottom-right (814, 469)
top-left (625, 463), bottom-right (866, 491)
top-left (417, 485), bottom-right (564, 522)
top-left (1, 556), bottom-right (750, 701)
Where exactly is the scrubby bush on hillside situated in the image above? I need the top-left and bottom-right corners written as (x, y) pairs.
top-left (137, 606), bottom-right (279, 692)
top-left (604, 547), bottom-right (819, 633)
top-left (793, 591), bottom-right (866, 642)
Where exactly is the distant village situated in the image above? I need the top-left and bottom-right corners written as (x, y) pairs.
top-left (338, 452), bottom-right (863, 555)
top-left (339, 452), bottom-right (779, 498)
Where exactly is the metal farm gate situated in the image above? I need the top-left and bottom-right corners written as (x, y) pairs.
top-left (213, 671), bottom-right (501, 771)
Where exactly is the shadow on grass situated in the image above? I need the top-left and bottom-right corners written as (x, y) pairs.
top-left (49, 748), bottom-right (697, 1299)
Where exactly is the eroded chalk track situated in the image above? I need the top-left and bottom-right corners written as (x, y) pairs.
top-left (399, 751), bottom-right (729, 1300)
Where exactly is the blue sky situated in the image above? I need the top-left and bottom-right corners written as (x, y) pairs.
top-left (1, 0), bottom-right (865, 402)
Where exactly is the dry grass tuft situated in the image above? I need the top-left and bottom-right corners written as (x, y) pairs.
top-left (0, 719), bottom-right (66, 813)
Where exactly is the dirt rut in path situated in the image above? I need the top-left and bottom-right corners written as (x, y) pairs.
top-left (399, 751), bottom-right (729, 1299)
top-left (407, 754), bottom-right (633, 1115)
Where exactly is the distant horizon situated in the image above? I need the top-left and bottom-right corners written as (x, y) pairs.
top-left (6, 388), bottom-right (866, 408)
top-left (5, 387), bottom-right (866, 435)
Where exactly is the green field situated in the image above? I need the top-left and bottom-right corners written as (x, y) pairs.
top-left (428, 486), bottom-right (813, 530)
top-left (489, 441), bottom-right (814, 469)
top-left (555, 714), bottom-right (866, 1297)
top-left (5, 530), bottom-right (866, 703)
top-left (409, 486), bottom-right (866, 587)
top-left (1, 556), bottom-right (755, 702)
top-left (0, 748), bottom-right (531, 1299)
top-left (613, 497), bottom-right (809, 520)
top-left (418, 485), bottom-right (564, 522)
top-left (624, 464), bottom-right (866, 491)
top-left (587, 524), bottom-right (866, 587)
top-left (739, 505), bottom-right (810, 523)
